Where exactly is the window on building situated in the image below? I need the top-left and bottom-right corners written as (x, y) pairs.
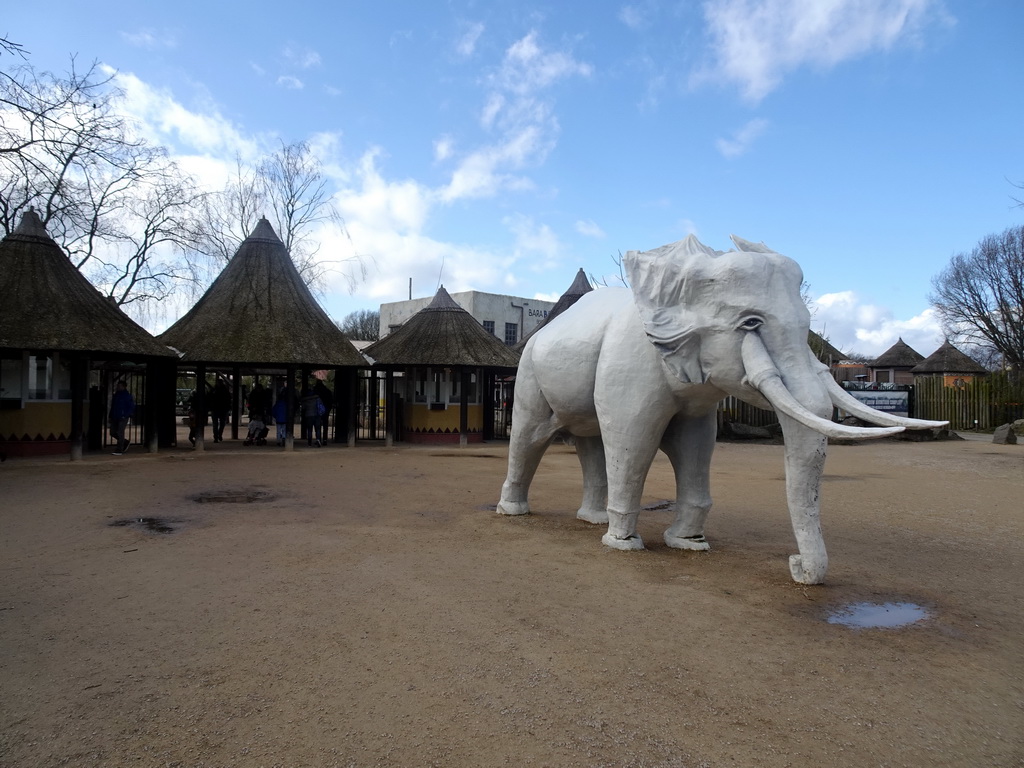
top-left (874, 370), bottom-right (891, 384)
top-left (1, 356), bottom-right (23, 405)
top-left (504, 323), bottom-right (518, 346)
top-left (482, 320), bottom-right (495, 336)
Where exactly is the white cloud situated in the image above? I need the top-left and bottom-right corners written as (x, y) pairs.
top-left (438, 126), bottom-right (542, 202)
top-left (619, 5), bottom-right (647, 30)
top-left (494, 30), bottom-right (593, 96)
top-left (533, 291), bottom-right (562, 302)
top-left (456, 22), bottom-right (485, 57)
top-left (696, 0), bottom-right (947, 102)
top-left (109, 69), bottom-right (264, 162)
top-left (575, 219), bottom-right (606, 238)
top-left (438, 31), bottom-right (589, 204)
top-left (505, 214), bottom-right (563, 273)
top-left (276, 75), bottom-right (304, 90)
top-left (283, 44), bottom-right (322, 69)
top-left (120, 29), bottom-right (177, 49)
top-left (810, 290), bottom-right (944, 358)
top-left (715, 117), bottom-right (768, 157)
top-left (434, 136), bottom-right (454, 162)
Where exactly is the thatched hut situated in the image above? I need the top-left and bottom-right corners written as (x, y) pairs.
top-left (0, 210), bottom-right (176, 459)
top-left (364, 286), bottom-right (520, 444)
top-left (157, 218), bottom-right (365, 449)
top-left (869, 338), bottom-right (925, 385)
top-left (911, 340), bottom-right (988, 387)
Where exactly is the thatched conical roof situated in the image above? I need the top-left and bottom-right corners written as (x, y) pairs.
top-left (0, 210), bottom-right (174, 357)
top-left (911, 340), bottom-right (987, 375)
top-left (158, 218), bottom-right (363, 367)
top-left (365, 286), bottom-right (520, 368)
top-left (871, 337), bottom-right (925, 368)
top-left (513, 268), bottom-right (593, 352)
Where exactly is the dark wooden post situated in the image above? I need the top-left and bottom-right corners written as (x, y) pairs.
top-left (69, 355), bottom-right (87, 461)
top-left (194, 364), bottom-right (206, 451)
top-left (285, 366), bottom-right (295, 451)
top-left (144, 361), bottom-right (158, 453)
top-left (384, 369), bottom-right (394, 447)
top-left (231, 365), bottom-right (241, 440)
top-left (482, 370), bottom-right (495, 440)
top-left (347, 370), bottom-right (357, 447)
top-left (459, 368), bottom-right (470, 447)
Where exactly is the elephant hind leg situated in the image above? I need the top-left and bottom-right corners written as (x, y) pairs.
top-left (660, 412), bottom-right (716, 551)
top-left (574, 435), bottom-right (608, 524)
top-left (496, 413), bottom-right (558, 517)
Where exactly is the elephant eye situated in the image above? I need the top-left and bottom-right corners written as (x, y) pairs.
top-left (738, 316), bottom-right (764, 331)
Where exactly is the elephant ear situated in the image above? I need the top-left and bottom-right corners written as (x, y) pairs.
top-left (623, 235), bottom-right (719, 384)
top-left (729, 235), bottom-right (774, 254)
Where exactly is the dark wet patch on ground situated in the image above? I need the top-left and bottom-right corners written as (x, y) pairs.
top-left (109, 517), bottom-right (182, 534)
top-left (192, 489), bottom-right (275, 504)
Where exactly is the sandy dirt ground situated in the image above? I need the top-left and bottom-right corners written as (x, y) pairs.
top-left (1, 434), bottom-right (1022, 768)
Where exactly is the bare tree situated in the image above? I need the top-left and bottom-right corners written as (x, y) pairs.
top-left (337, 309), bottom-right (380, 341)
top-left (198, 140), bottom-right (367, 294)
top-left (929, 224), bottom-right (1024, 376)
top-left (0, 58), bottom-right (207, 312)
top-left (0, 36), bottom-right (27, 59)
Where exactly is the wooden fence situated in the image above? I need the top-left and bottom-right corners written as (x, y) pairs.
top-left (913, 373), bottom-right (1024, 431)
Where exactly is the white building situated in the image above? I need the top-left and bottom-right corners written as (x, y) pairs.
top-left (379, 290), bottom-right (556, 346)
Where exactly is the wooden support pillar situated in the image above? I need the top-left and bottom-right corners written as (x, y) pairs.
top-left (231, 365), bottom-right (241, 440)
top-left (459, 368), bottom-right (470, 447)
top-left (285, 366), bottom-right (295, 451)
top-left (144, 361), bottom-right (158, 453)
top-left (384, 370), bottom-right (394, 447)
top-left (194, 364), bottom-right (207, 452)
top-left (482, 370), bottom-right (495, 441)
top-left (347, 370), bottom-right (357, 447)
top-left (69, 356), bottom-right (87, 461)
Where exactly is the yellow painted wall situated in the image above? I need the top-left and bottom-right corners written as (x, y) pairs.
top-left (0, 402), bottom-right (75, 439)
top-left (405, 403), bottom-right (483, 432)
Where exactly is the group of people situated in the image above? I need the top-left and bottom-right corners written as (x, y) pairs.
top-left (110, 376), bottom-right (335, 454)
top-left (246, 380), bottom-right (333, 448)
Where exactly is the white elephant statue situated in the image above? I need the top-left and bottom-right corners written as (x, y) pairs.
top-left (496, 235), bottom-right (946, 584)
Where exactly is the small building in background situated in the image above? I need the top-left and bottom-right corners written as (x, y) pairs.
top-left (380, 290), bottom-right (555, 347)
top-left (911, 340), bottom-right (988, 387)
top-left (869, 338), bottom-right (926, 385)
top-left (365, 286), bottom-right (520, 445)
top-left (0, 210), bottom-right (176, 459)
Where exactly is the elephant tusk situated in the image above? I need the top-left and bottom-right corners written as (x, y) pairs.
top-left (741, 334), bottom-right (905, 441)
top-left (808, 356), bottom-right (949, 430)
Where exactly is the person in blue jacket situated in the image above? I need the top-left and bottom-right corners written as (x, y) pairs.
top-left (272, 387), bottom-right (291, 447)
top-left (109, 380), bottom-right (135, 455)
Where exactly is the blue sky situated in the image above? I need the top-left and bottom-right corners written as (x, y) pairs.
top-left (6, 0), bottom-right (1022, 356)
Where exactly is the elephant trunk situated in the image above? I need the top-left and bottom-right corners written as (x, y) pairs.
top-left (740, 333), bottom-right (904, 441)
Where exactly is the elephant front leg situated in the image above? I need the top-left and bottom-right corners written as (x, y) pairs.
top-left (600, 434), bottom-right (661, 551)
top-left (660, 412), bottom-right (716, 551)
top-left (778, 413), bottom-right (829, 584)
top-left (574, 435), bottom-right (608, 524)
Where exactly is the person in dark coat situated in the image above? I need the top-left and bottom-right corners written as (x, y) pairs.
top-left (300, 387), bottom-right (324, 447)
top-left (109, 380), bottom-right (135, 455)
top-left (211, 379), bottom-right (231, 443)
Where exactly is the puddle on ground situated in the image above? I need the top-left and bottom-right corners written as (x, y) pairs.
top-left (429, 453), bottom-right (502, 459)
top-left (109, 517), bottom-right (180, 534)
top-left (827, 601), bottom-right (930, 629)
top-left (192, 489), bottom-right (275, 504)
